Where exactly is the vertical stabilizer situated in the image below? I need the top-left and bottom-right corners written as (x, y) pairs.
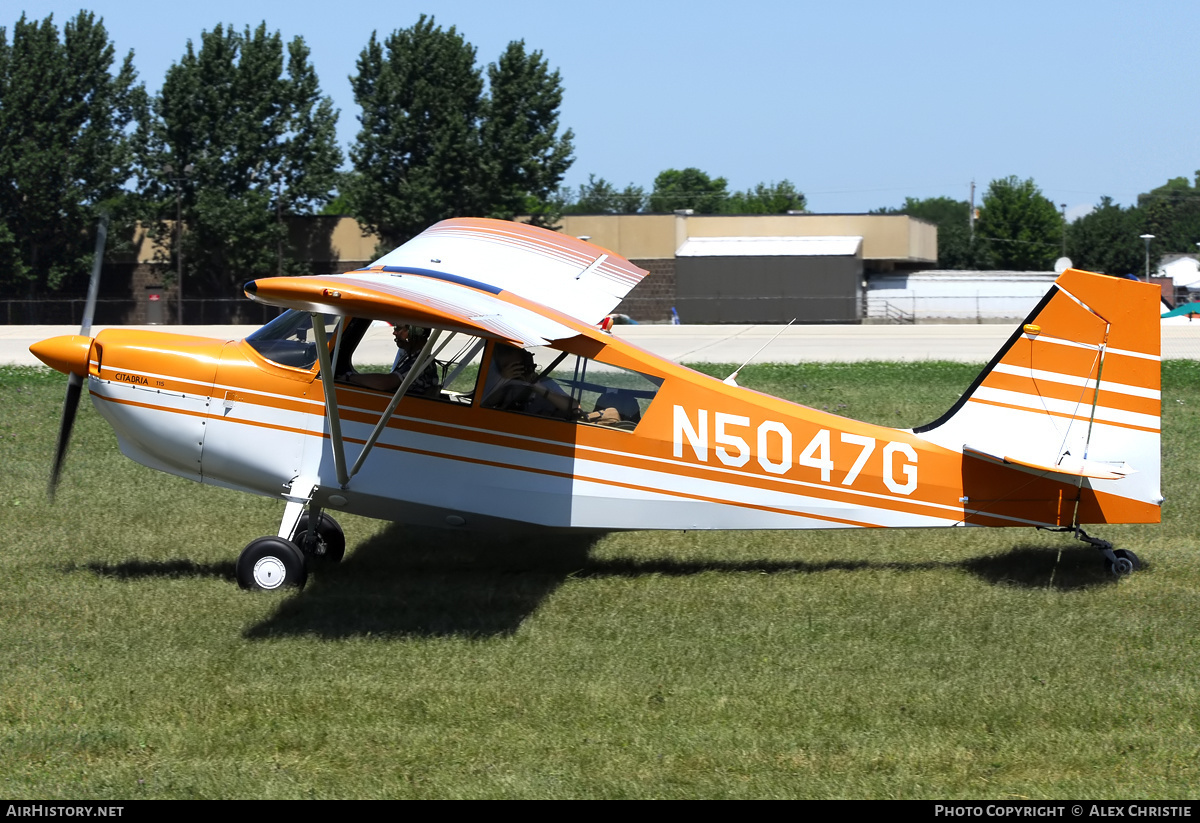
top-left (915, 269), bottom-right (1161, 525)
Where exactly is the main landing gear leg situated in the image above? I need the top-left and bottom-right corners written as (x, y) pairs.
top-left (1073, 526), bottom-right (1141, 577)
top-left (289, 507), bottom-right (346, 565)
top-left (236, 481), bottom-right (334, 592)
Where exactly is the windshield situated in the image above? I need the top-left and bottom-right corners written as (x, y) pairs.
top-left (245, 310), bottom-right (338, 370)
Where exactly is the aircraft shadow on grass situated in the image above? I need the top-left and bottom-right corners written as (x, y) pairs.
top-left (77, 528), bottom-right (1131, 639)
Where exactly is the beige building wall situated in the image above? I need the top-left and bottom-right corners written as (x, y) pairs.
top-left (556, 214), bottom-right (677, 259)
top-left (326, 217), bottom-right (379, 262)
top-left (132, 213), bottom-right (938, 266)
top-left (560, 213), bottom-right (936, 263)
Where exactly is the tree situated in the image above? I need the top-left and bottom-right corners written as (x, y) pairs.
top-left (648, 167), bottom-right (728, 213)
top-left (875, 196), bottom-right (988, 269)
top-left (144, 23), bottom-right (342, 303)
top-left (0, 11), bottom-right (145, 298)
top-left (561, 174), bottom-right (646, 214)
top-left (725, 180), bottom-right (806, 214)
top-left (481, 40), bottom-right (574, 226)
top-left (976, 176), bottom-right (1062, 270)
top-left (348, 19), bottom-right (577, 247)
top-left (1138, 173), bottom-right (1200, 257)
top-left (347, 16), bottom-right (483, 251)
top-left (1066, 197), bottom-right (1148, 276)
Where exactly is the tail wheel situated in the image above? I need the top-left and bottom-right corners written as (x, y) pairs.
top-left (291, 512), bottom-right (346, 564)
top-left (237, 536), bottom-right (308, 591)
top-left (1109, 548), bottom-right (1141, 577)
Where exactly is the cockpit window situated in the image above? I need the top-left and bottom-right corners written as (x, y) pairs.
top-left (482, 343), bottom-right (661, 430)
top-left (330, 318), bottom-right (486, 403)
top-left (245, 309), bottom-right (338, 370)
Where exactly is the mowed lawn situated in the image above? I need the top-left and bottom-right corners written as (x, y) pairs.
top-left (1, 361), bottom-right (1198, 799)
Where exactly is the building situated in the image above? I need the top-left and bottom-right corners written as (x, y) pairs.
top-left (14, 213), bottom-right (935, 325)
top-left (557, 212), bottom-right (937, 323)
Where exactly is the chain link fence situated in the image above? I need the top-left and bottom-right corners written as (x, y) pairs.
top-left (1, 298), bottom-right (283, 326)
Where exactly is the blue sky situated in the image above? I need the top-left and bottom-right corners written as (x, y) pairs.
top-left (13, 0), bottom-right (1200, 222)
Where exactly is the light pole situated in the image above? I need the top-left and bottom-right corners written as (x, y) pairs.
top-left (1060, 203), bottom-right (1068, 258)
top-left (1140, 234), bottom-right (1155, 282)
top-left (162, 163), bottom-right (194, 322)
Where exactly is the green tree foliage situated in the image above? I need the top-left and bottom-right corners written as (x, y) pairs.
top-left (976, 176), bottom-right (1062, 270)
top-left (348, 17), bottom-right (574, 249)
top-left (0, 11), bottom-right (145, 296)
top-left (649, 167), bottom-right (729, 213)
top-left (725, 180), bottom-right (807, 214)
top-left (1138, 173), bottom-right (1200, 257)
top-left (144, 22), bottom-right (341, 301)
top-left (1066, 197), bottom-right (1147, 277)
top-left (481, 40), bottom-right (573, 226)
top-left (561, 174), bottom-right (646, 214)
top-left (347, 16), bottom-right (482, 251)
top-left (875, 196), bottom-right (988, 269)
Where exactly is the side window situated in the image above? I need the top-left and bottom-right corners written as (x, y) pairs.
top-left (333, 320), bottom-right (485, 404)
top-left (481, 343), bottom-right (661, 430)
top-left (245, 310), bottom-right (338, 370)
top-left (437, 334), bottom-right (486, 403)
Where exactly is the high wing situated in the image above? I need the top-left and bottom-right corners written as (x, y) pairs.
top-left (244, 218), bottom-right (648, 346)
top-left (244, 268), bottom-right (580, 348)
top-left (371, 217), bottom-right (648, 325)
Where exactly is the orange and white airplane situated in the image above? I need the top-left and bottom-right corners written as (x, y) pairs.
top-left (31, 218), bottom-right (1161, 590)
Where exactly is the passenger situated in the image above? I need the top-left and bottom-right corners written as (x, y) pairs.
top-left (345, 324), bottom-right (440, 397)
top-left (483, 343), bottom-right (580, 418)
top-left (587, 389), bottom-right (641, 426)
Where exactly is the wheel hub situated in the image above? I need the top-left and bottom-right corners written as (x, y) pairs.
top-left (252, 556), bottom-right (287, 589)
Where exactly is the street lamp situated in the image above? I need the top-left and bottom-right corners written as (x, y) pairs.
top-left (1139, 234), bottom-right (1155, 283)
top-left (162, 162), bottom-right (194, 322)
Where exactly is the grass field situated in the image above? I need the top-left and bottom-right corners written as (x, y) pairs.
top-left (2, 361), bottom-right (1199, 799)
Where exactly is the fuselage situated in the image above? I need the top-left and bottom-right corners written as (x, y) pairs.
top-left (62, 317), bottom-right (1157, 535)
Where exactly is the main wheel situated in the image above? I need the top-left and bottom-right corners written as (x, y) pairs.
top-left (237, 536), bottom-right (308, 591)
top-left (1109, 548), bottom-right (1141, 577)
top-left (290, 512), bottom-right (346, 564)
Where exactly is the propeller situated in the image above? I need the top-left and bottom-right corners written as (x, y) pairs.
top-left (48, 213), bottom-right (108, 500)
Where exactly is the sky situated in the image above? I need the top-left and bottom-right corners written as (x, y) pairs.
top-left (13, 0), bottom-right (1200, 220)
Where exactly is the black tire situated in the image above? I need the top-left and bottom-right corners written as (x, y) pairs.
top-left (291, 511), bottom-right (346, 564)
top-left (1110, 548), bottom-right (1141, 576)
top-left (236, 536), bottom-right (308, 591)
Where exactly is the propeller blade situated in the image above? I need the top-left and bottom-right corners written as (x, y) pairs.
top-left (48, 373), bottom-right (83, 500)
top-left (47, 213), bottom-right (108, 501)
top-left (80, 213), bottom-right (108, 337)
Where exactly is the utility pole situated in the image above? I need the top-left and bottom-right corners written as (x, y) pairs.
top-left (969, 180), bottom-right (976, 239)
top-left (1060, 203), bottom-right (1068, 258)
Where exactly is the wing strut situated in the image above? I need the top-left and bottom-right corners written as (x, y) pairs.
top-left (347, 329), bottom-right (444, 479)
top-left (311, 314), bottom-right (350, 487)
top-left (312, 315), bottom-right (455, 489)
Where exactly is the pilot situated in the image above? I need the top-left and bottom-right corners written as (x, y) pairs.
top-left (588, 389), bottom-right (641, 426)
top-left (345, 324), bottom-right (440, 396)
top-left (482, 343), bottom-right (579, 418)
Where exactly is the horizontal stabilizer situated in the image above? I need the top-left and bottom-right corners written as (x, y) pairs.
top-left (963, 445), bottom-right (1130, 482)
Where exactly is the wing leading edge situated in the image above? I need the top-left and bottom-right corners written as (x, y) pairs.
top-left (244, 269), bottom-right (579, 348)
